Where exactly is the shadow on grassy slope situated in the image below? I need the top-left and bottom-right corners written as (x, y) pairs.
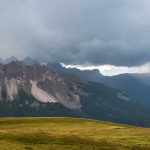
top-left (0, 132), bottom-right (117, 150)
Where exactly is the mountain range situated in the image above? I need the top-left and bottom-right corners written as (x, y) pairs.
top-left (47, 62), bottom-right (150, 107)
top-left (0, 59), bottom-right (150, 127)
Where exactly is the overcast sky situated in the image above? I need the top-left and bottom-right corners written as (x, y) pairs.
top-left (1, 0), bottom-right (150, 74)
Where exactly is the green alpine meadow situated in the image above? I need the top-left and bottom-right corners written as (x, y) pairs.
top-left (0, 117), bottom-right (149, 150)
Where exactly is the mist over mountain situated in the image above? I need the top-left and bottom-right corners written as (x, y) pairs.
top-left (0, 56), bottom-right (39, 65)
top-left (47, 62), bottom-right (103, 82)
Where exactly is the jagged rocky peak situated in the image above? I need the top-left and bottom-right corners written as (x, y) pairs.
top-left (4, 61), bottom-right (27, 79)
top-left (0, 61), bottom-right (82, 109)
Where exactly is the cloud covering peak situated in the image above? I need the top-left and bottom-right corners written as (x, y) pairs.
top-left (0, 0), bottom-right (150, 66)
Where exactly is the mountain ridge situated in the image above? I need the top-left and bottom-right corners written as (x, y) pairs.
top-left (0, 61), bottom-right (149, 126)
top-left (47, 62), bottom-right (150, 107)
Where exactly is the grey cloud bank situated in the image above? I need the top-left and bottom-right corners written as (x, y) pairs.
top-left (0, 0), bottom-right (150, 66)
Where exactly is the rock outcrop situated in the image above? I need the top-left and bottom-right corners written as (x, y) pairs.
top-left (0, 61), bottom-right (82, 109)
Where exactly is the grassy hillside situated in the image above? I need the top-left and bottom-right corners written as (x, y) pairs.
top-left (0, 117), bottom-right (149, 150)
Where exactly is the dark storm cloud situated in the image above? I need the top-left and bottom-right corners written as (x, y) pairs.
top-left (0, 0), bottom-right (150, 66)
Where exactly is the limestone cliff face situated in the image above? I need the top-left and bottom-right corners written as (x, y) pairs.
top-left (0, 61), bottom-right (82, 109)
